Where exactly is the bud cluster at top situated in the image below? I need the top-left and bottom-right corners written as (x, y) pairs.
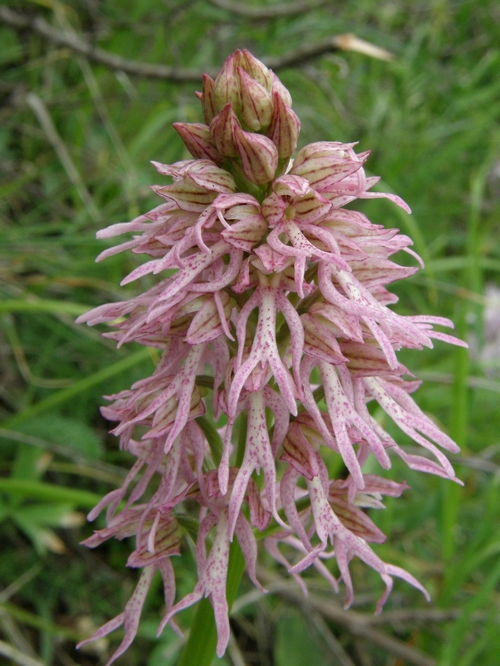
top-left (174, 49), bottom-right (300, 187)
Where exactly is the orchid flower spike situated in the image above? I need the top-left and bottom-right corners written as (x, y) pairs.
top-left (77, 49), bottom-right (467, 661)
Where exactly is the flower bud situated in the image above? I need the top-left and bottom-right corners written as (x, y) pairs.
top-left (151, 182), bottom-right (216, 212)
top-left (213, 53), bottom-right (242, 115)
top-left (239, 49), bottom-right (273, 89)
top-left (238, 67), bottom-right (273, 131)
top-left (270, 71), bottom-right (293, 107)
top-left (173, 122), bottom-right (222, 163)
top-left (267, 91), bottom-right (301, 158)
top-left (261, 190), bottom-right (286, 228)
top-left (209, 103), bottom-right (240, 157)
top-left (234, 125), bottom-right (278, 185)
top-left (244, 359), bottom-right (272, 393)
top-left (292, 141), bottom-right (353, 168)
top-left (199, 74), bottom-right (218, 124)
top-left (147, 387), bottom-right (205, 438)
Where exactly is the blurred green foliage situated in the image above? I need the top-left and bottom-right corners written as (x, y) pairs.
top-left (1, 0), bottom-right (500, 665)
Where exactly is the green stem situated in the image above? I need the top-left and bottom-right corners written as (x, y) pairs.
top-left (177, 539), bottom-right (245, 666)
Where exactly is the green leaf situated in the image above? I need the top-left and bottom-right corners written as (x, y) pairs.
top-left (0, 478), bottom-right (101, 508)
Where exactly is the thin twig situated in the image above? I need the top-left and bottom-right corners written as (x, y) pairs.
top-left (296, 592), bottom-right (435, 666)
top-left (0, 7), bottom-right (393, 85)
top-left (0, 7), bottom-right (214, 81)
top-left (0, 562), bottom-right (43, 657)
top-left (367, 607), bottom-right (486, 626)
top-left (263, 34), bottom-right (394, 68)
top-left (209, 0), bottom-right (329, 19)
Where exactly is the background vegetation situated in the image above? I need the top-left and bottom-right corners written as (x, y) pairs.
top-left (1, 1), bottom-right (500, 665)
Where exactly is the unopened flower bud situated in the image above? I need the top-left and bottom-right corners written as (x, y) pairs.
top-left (213, 53), bottom-right (242, 115)
top-left (209, 103), bottom-right (240, 157)
top-left (199, 74), bottom-right (218, 124)
top-left (270, 71), bottom-right (293, 107)
top-left (267, 91), bottom-right (301, 158)
top-left (238, 49), bottom-right (273, 89)
top-left (234, 125), bottom-right (278, 185)
top-left (238, 67), bottom-right (273, 131)
top-left (173, 122), bottom-right (222, 163)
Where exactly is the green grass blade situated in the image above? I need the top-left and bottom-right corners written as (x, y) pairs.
top-left (0, 478), bottom-right (101, 508)
top-left (0, 299), bottom-right (91, 317)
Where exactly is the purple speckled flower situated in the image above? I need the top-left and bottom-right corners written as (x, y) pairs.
top-left (77, 50), bottom-right (467, 661)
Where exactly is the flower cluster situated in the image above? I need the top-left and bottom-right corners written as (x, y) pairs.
top-left (77, 50), bottom-right (466, 661)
